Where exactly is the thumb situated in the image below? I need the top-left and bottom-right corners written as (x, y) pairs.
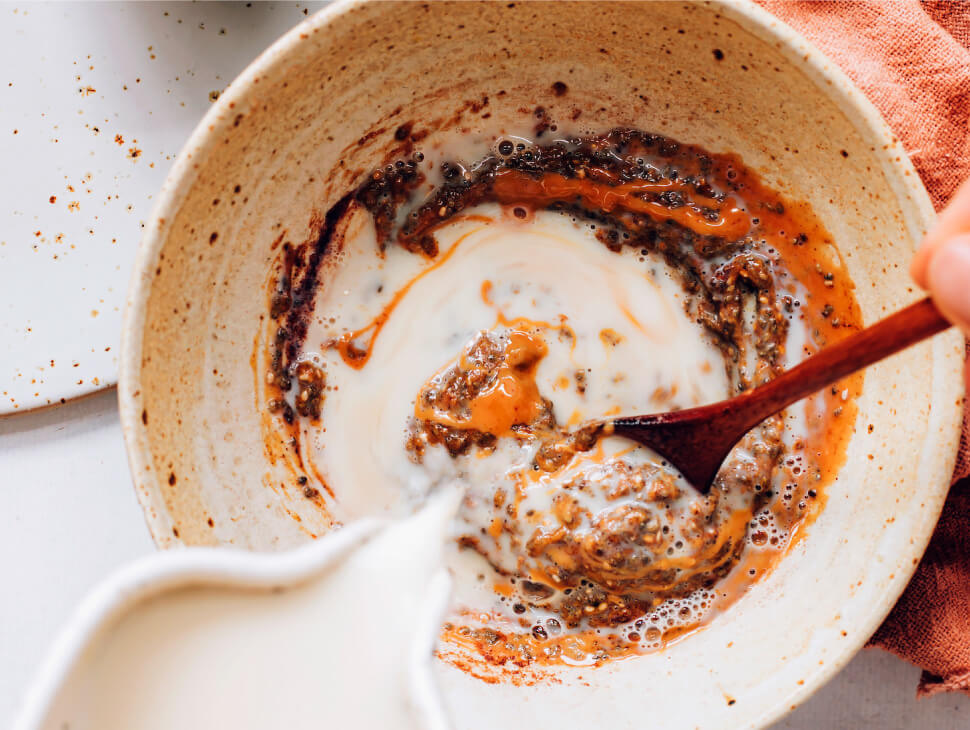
top-left (911, 177), bottom-right (970, 288)
top-left (926, 233), bottom-right (970, 334)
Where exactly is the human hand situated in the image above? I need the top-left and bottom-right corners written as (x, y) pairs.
top-left (911, 178), bottom-right (970, 334)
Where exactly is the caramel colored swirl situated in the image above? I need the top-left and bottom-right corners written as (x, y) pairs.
top-left (491, 169), bottom-right (751, 240)
top-left (415, 329), bottom-right (549, 437)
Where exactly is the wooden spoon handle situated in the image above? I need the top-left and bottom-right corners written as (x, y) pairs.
top-left (738, 297), bottom-right (950, 430)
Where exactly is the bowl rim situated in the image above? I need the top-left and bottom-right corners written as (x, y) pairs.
top-left (117, 1), bottom-right (962, 726)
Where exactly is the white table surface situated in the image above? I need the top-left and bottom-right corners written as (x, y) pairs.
top-left (2, 2), bottom-right (969, 728)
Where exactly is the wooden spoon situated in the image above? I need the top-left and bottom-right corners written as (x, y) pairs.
top-left (608, 297), bottom-right (950, 494)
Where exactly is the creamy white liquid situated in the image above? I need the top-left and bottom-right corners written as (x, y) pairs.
top-left (296, 203), bottom-right (773, 634)
top-left (304, 204), bottom-right (730, 522)
top-left (35, 491), bottom-right (460, 730)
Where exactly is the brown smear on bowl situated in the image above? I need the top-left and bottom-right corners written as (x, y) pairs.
top-left (251, 331), bottom-right (335, 538)
top-left (255, 120), bottom-right (862, 683)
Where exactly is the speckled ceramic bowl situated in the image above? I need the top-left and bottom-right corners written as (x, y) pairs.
top-left (119, 1), bottom-right (963, 728)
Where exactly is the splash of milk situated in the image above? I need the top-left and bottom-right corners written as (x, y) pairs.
top-left (303, 204), bottom-right (730, 521)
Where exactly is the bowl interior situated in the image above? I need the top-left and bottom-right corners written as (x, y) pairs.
top-left (121, 2), bottom-right (963, 728)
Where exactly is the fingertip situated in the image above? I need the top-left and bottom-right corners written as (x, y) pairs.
top-left (912, 178), bottom-right (970, 290)
top-left (964, 357), bottom-right (970, 401)
top-left (910, 245), bottom-right (930, 288)
top-left (927, 234), bottom-right (970, 332)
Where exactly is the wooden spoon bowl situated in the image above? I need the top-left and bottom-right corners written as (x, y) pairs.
top-left (608, 297), bottom-right (950, 492)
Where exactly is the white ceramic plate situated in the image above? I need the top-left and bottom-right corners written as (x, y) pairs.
top-left (0, 1), bottom-right (324, 415)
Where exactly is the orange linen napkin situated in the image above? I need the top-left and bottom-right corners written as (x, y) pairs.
top-left (755, 0), bottom-right (970, 697)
